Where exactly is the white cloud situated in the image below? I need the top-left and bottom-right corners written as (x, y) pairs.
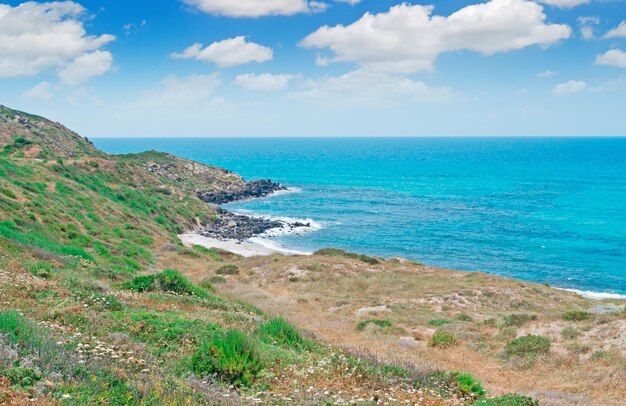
top-left (182, 0), bottom-right (311, 17)
top-left (605, 21), bottom-right (626, 39)
top-left (539, 0), bottom-right (590, 8)
top-left (22, 82), bottom-right (53, 101)
top-left (172, 37), bottom-right (272, 67)
top-left (0, 1), bottom-right (115, 78)
top-left (235, 73), bottom-right (296, 91)
top-left (58, 51), bottom-right (114, 85)
top-left (537, 70), bottom-right (559, 78)
top-left (552, 80), bottom-right (586, 95)
top-left (300, 0), bottom-right (571, 74)
top-left (137, 74), bottom-right (223, 108)
top-left (290, 70), bottom-right (455, 105)
top-left (595, 49), bottom-right (626, 68)
top-left (577, 15), bottom-right (599, 39)
top-left (335, 0), bottom-right (362, 4)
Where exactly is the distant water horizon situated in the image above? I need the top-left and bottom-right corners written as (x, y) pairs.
top-left (94, 137), bottom-right (626, 297)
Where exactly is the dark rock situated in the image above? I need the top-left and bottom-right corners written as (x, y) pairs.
top-left (197, 179), bottom-right (287, 205)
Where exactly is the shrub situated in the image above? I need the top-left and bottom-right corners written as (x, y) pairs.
top-left (26, 261), bottom-right (54, 279)
top-left (208, 276), bottom-right (227, 284)
top-left (454, 372), bottom-right (486, 397)
top-left (561, 325), bottom-right (579, 340)
top-left (216, 264), bottom-right (239, 275)
top-left (474, 394), bottom-right (539, 405)
top-left (502, 313), bottom-right (537, 327)
top-left (356, 319), bottom-right (392, 332)
top-left (127, 274), bottom-right (157, 292)
top-left (158, 269), bottom-right (209, 298)
top-left (428, 319), bottom-right (451, 327)
top-left (314, 248), bottom-right (380, 265)
top-left (429, 330), bottom-right (457, 348)
top-left (0, 367), bottom-right (41, 388)
top-left (257, 318), bottom-right (311, 350)
top-left (455, 314), bottom-right (473, 322)
top-left (563, 310), bottom-right (590, 322)
top-left (505, 335), bottom-right (550, 357)
top-left (191, 329), bottom-right (262, 386)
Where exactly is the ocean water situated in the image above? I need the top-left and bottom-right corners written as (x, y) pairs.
top-left (94, 137), bottom-right (626, 297)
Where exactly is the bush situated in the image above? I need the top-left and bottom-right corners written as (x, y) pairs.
top-left (561, 325), bottom-right (579, 340)
top-left (356, 319), bottom-right (392, 332)
top-left (474, 394), bottom-right (539, 405)
top-left (428, 319), bottom-right (451, 327)
top-left (502, 314), bottom-right (537, 327)
top-left (314, 248), bottom-right (380, 265)
top-left (455, 314), bottom-right (473, 322)
top-left (191, 329), bottom-right (262, 386)
top-left (127, 274), bottom-right (157, 292)
top-left (0, 367), bottom-right (41, 388)
top-left (26, 261), bottom-right (54, 279)
top-left (257, 318), bottom-right (310, 350)
top-left (454, 372), bottom-right (486, 397)
top-left (563, 310), bottom-right (590, 322)
top-left (505, 335), bottom-right (550, 357)
top-left (216, 264), bottom-right (239, 275)
top-left (158, 269), bottom-right (209, 298)
top-left (429, 330), bottom-right (456, 348)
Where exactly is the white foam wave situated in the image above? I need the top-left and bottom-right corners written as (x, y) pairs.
top-left (248, 237), bottom-right (312, 256)
top-left (233, 210), bottom-right (325, 238)
top-left (558, 288), bottom-right (626, 301)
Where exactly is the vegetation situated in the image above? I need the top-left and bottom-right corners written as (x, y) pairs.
top-left (356, 319), bottom-right (393, 331)
top-left (505, 335), bottom-right (551, 357)
top-left (474, 394), bottom-right (540, 406)
top-left (314, 248), bottom-right (380, 265)
top-left (191, 329), bottom-right (263, 386)
top-left (256, 317), bottom-right (311, 350)
top-left (215, 264), bottom-right (240, 275)
top-left (563, 309), bottom-right (591, 321)
top-left (502, 313), bottom-right (537, 327)
top-left (429, 330), bottom-right (457, 348)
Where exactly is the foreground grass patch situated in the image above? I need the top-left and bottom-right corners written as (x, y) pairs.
top-left (257, 318), bottom-right (311, 351)
top-left (191, 329), bottom-right (262, 386)
top-left (429, 330), bottom-right (457, 348)
top-left (505, 335), bottom-right (550, 358)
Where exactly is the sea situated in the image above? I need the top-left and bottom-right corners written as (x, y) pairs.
top-left (93, 137), bottom-right (626, 298)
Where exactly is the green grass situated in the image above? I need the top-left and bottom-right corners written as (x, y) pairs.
top-left (429, 330), bottom-right (457, 348)
top-left (502, 313), bottom-right (537, 327)
top-left (505, 335), bottom-right (551, 357)
top-left (216, 264), bottom-right (239, 275)
top-left (314, 248), bottom-right (380, 265)
top-left (191, 329), bottom-right (263, 386)
top-left (356, 319), bottom-right (392, 332)
top-left (454, 372), bottom-right (486, 397)
top-left (428, 319), bottom-right (452, 327)
top-left (563, 310), bottom-right (591, 322)
top-left (257, 318), bottom-right (311, 350)
top-left (474, 394), bottom-right (540, 405)
top-left (127, 269), bottom-right (211, 298)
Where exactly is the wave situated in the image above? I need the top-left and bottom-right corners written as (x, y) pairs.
top-left (558, 288), bottom-right (626, 300)
top-left (232, 210), bottom-right (325, 238)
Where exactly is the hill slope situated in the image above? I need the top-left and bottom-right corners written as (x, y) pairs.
top-left (0, 105), bottom-right (623, 405)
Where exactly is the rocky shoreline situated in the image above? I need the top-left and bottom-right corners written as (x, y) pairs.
top-left (197, 180), bottom-right (311, 241)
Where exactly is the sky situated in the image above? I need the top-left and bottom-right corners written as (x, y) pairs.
top-left (1, 0), bottom-right (625, 137)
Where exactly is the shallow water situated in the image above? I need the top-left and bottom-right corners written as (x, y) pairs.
top-left (94, 137), bottom-right (626, 296)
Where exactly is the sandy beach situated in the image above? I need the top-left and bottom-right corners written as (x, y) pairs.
top-left (178, 233), bottom-right (312, 257)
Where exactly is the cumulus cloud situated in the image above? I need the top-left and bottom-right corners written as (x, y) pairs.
top-left (172, 37), bottom-right (272, 67)
top-left (58, 51), bottom-right (114, 85)
top-left (0, 1), bottom-right (115, 79)
top-left (182, 0), bottom-right (311, 17)
top-left (235, 73), bottom-right (296, 91)
top-left (552, 80), bottom-right (586, 95)
top-left (290, 70), bottom-right (455, 105)
top-left (537, 70), bottom-right (559, 78)
top-left (300, 0), bottom-right (571, 74)
top-left (22, 82), bottom-right (53, 101)
top-left (605, 21), bottom-right (626, 39)
top-left (539, 0), bottom-right (590, 7)
top-left (595, 49), bottom-right (626, 68)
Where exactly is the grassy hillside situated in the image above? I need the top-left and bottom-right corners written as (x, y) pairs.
top-left (0, 105), bottom-right (622, 405)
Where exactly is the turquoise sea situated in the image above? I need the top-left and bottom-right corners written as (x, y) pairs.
top-left (94, 137), bottom-right (626, 297)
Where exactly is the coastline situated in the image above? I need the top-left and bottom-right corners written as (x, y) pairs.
top-left (178, 233), bottom-right (312, 257)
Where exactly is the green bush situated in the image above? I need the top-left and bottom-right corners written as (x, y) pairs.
top-left (26, 261), bottom-right (54, 279)
top-left (505, 335), bottom-right (550, 357)
top-left (356, 319), bottom-right (392, 332)
top-left (454, 372), bottom-right (486, 397)
top-left (216, 264), bottom-right (239, 275)
top-left (257, 318), bottom-right (311, 350)
top-left (0, 367), bottom-right (41, 388)
top-left (428, 319), bottom-right (451, 327)
top-left (314, 248), bottom-right (380, 265)
top-left (191, 329), bottom-right (262, 386)
top-left (429, 330), bottom-right (457, 348)
top-left (158, 269), bottom-right (209, 298)
top-left (563, 310), bottom-right (590, 322)
top-left (502, 313), bottom-right (537, 327)
top-left (127, 274), bottom-right (157, 292)
top-left (474, 394), bottom-right (539, 405)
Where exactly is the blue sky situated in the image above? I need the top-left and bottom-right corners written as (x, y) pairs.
top-left (1, 0), bottom-right (625, 137)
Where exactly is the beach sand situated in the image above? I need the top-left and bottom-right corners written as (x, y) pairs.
top-left (178, 233), bottom-right (311, 257)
